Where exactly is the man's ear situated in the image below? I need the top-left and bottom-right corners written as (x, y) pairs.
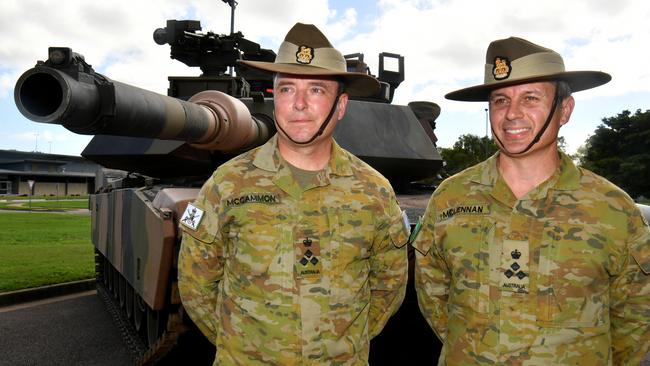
top-left (559, 96), bottom-right (575, 126)
top-left (336, 93), bottom-right (349, 120)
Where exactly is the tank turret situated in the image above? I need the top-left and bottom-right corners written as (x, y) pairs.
top-left (13, 13), bottom-right (442, 366)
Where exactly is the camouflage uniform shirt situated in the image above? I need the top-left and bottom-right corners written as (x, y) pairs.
top-left (179, 135), bottom-right (408, 365)
top-left (413, 152), bottom-right (650, 365)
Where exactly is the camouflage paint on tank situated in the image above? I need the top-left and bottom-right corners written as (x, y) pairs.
top-left (413, 152), bottom-right (650, 365)
top-left (91, 188), bottom-right (177, 310)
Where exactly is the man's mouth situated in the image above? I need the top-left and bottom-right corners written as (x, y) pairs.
top-left (504, 127), bottom-right (531, 136)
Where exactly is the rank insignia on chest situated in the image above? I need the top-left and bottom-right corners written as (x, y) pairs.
top-left (180, 203), bottom-right (204, 231)
top-left (295, 237), bottom-right (322, 280)
top-left (501, 240), bottom-right (529, 294)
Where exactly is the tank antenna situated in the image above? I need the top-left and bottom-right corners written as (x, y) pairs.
top-left (222, 0), bottom-right (237, 75)
top-left (222, 0), bottom-right (237, 35)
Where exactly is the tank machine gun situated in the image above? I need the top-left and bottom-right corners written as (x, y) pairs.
top-left (14, 16), bottom-right (442, 366)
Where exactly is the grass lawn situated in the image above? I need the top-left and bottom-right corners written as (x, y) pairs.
top-left (0, 198), bottom-right (88, 211)
top-left (0, 212), bottom-right (95, 292)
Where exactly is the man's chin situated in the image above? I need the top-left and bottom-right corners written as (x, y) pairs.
top-left (279, 132), bottom-right (317, 145)
top-left (499, 142), bottom-right (532, 156)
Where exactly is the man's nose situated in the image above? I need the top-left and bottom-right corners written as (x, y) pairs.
top-left (293, 90), bottom-right (307, 111)
top-left (505, 100), bottom-right (524, 120)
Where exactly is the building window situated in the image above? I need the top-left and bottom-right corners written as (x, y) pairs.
top-left (0, 181), bottom-right (11, 195)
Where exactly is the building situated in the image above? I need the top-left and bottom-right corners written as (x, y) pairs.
top-left (0, 150), bottom-right (99, 196)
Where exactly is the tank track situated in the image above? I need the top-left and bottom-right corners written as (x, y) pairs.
top-left (96, 265), bottom-right (187, 365)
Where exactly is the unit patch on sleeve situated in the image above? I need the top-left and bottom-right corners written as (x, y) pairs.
top-left (180, 203), bottom-right (204, 231)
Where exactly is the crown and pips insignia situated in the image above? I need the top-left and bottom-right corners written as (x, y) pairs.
top-left (511, 249), bottom-right (521, 259)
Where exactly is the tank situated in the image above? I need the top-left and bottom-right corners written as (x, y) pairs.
top-left (14, 16), bottom-right (442, 366)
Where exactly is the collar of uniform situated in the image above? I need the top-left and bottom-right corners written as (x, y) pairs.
top-left (328, 139), bottom-right (354, 177)
top-left (470, 153), bottom-right (500, 186)
top-left (252, 135), bottom-right (283, 172)
top-left (523, 151), bottom-right (581, 199)
top-left (471, 152), bottom-right (581, 205)
top-left (252, 135), bottom-right (353, 177)
top-left (553, 152), bottom-right (581, 191)
top-left (470, 151), bottom-right (580, 190)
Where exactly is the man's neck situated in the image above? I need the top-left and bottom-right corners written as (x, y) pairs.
top-left (497, 147), bottom-right (560, 199)
top-left (278, 138), bottom-right (332, 171)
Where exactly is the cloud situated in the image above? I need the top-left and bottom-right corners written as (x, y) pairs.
top-left (1, 0), bottom-right (649, 156)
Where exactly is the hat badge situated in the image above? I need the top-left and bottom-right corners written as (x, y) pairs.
top-left (296, 45), bottom-right (314, 64)
top-left (493, 57), bottom-right (511, 80)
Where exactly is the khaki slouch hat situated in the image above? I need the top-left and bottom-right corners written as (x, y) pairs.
top-left (238, 23), bottom-right (380, 97)
top-left (445, 36), bottom-right (611, 101)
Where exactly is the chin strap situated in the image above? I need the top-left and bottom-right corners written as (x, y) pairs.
top-left (492, 84), bottom-right (560, 155)
top-left (274, 93), bottom-right (343, 145)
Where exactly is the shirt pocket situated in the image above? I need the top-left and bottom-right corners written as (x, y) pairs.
top-left (536, 223), bottom-right (609, 328)
top-left (224, 205), bottom-right (283, 303)
top-left (328, 208), bottom-right (373, 305)
top-left (438, 215), bottom-right (493, 317)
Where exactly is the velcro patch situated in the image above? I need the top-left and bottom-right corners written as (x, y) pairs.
top-left (225, 193), bottom-right (280, 207)
top-left (500, 239), bottom-right (529, 293)
top-left (180, 203), bottom-right (204, 231)
top-left (438, 204), bottom-right (490, 221)
top-left (295, 237), bottom-right (322, 280)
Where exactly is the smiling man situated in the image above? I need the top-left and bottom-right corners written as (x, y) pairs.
top-left (177, 23), bottom-right (408, 365)
top-left (412, 37), bottom-right (650, 365)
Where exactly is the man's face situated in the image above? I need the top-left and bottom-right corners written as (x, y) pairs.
top-left (273, 73), bottom-right (348, 146)
top-left (488, 81), bottom-right (574, 157)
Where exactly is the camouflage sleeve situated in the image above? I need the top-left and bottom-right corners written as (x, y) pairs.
top-left (177, 181), bottom-right (224, 345)
top-left (610, 211), bottom-right (650, 364)
top-left (413, 199), bottom-right (449, 342)
top-left (368, 195), bottom-right (409, 339)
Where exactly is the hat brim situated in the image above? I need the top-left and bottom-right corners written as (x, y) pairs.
top-left (238, 60), bottom-right (380, 97)
top-left (445, 71), bottom-right (611, 101)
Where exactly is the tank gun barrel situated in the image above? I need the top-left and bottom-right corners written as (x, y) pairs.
top-left (14, 47), bottom-right (271, 152)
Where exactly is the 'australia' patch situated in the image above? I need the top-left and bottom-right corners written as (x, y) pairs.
top-left (226, 193), bottom-right (280, 207)
top-left (180, 203), bottom-right (204, 231)
top-left (438, 204), bottom-right (490, 221)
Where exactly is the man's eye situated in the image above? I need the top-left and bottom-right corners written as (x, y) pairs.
top-left (311, 87), bottom-right (324, 94)
top-left (491, 98), bottom-right (507, 105)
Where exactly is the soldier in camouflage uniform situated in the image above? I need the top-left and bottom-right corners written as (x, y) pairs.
top-left (178, 23), bottom-right (409, 365)
top-left (413, 37), bottom-right (650, 365)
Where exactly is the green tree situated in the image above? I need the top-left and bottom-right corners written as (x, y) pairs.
top-left (440, 134), bottom-right (498, 178)
top-left (557, 136), bottom-right (567, 152)
top-left (579, 109), bottom-right (650, 200)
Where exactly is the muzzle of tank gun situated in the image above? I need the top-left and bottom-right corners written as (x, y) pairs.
top-left (14, 61), bottom-right (270, 152)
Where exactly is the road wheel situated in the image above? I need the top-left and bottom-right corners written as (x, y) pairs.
top-left (133, 293), bottom-right (147, 334)
top-left (112, 269), bottom-right (120, 299)
top-left (146, 307), bottom-right (168, 347)
top-left (102, 257), bottom-right (109, 286)
top-left (118, 276), bottom-right (126, 309)
top-left (125, 284), bottom-right (134, 320)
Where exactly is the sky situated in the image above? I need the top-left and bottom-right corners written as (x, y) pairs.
top-left (1, 0), bottom-right (649, 157)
